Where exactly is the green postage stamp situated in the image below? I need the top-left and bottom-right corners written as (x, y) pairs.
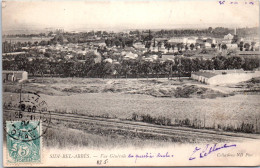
top-left (6, 121), bottom-right (42, 163)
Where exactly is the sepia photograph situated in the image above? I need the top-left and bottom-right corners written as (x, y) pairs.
top-left (2, 0), bottom-right (260, 166)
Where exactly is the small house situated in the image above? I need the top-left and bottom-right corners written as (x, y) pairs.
top-left (2, 71), bottom-right (28, 82)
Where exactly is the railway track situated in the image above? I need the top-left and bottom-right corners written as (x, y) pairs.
top-left (4, 108), bottom-right (260, 142)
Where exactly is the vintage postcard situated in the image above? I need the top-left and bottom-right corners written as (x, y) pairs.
top-left (2, 0), bottom-right (260, 166)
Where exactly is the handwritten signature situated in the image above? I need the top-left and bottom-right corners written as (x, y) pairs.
top-left (189, 143), bottom-right (237, 160)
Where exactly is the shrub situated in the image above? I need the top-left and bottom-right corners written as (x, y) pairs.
top-left (131, 113), bottom-right (139, 121)
top-left (141, 114), bottom-right (155, 124)
top-left (154, 116), bottom-right (171, 126)
top-left (237, 122), bottom-right (254, 133)
top-left (101, 113), bottom-right (110, 118)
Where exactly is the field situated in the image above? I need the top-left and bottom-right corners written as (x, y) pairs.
top-left (3, 77), bottom-right (260, 148)
top-left (3, 37), bottom-right (52, 43)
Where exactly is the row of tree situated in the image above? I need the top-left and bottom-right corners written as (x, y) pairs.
top-left (104, 37), bottom-right (134, 48)
top-left (3, 55), bottom-right (259, 78)
top-left (153, 27), bottom-right (258, 38)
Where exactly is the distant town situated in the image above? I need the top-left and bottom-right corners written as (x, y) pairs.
top-left (2, 27), bottom-right (260, 79)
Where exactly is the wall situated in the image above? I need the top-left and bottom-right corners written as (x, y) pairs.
top-left (207, 72), bottom-right (260, 85)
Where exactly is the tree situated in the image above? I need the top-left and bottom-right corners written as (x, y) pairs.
top-left (105, 39), bottom-right (111, 47)
top-left (57, 35), bottom-right (64, 44)
top-left (102, 62), bottom-right (114, 78)
top-left (152, 60), bottom-right (162, 78)
top-left (171, 44), bottom-right (176, 51)
top-left (221, 44), bottom-right (227, 50)
top-left (226, 56), bottom-right (244, 69)
top-left (239, 41), bottom-right (244, 51)
top-left (129, 60), bottom-right (139, 78)
top-left (177, 43), bottom-right (182, 51)
top-left (121, 60), bottom-right (131, 78)
top-left (180, 58), bottom-right (192, 74)
top-left (185, 44), bottom-right (188, 51)
top-left (48, 31), bottom-right (53, 36)
top-left (218, 43), bottom-right (221, 50)
top-left (242, 57), bottom-right (259, 70)
top-left (176, 58), bottom-right (184, 80)
top-left (114, 40), bottom-right (121, 48)
top-left (163, 60), bottom-right (174, 79)
top-left (121, 41), bottom-right (126, 49)
top-left (251, 42), bottom-right (256, 51)
top-left (28, 41), bottom-right (32, 47)
top-left (153, 39), bottom-right (156, 49)
top-left (190, 58), bottom-right (199, 72)
top-left (85, 54), bottom-right (96, 76)
top-left (39, 40), bottom-right (47, 46)
top-left (231, 35), bottom-right (238, 44)
top-left (211, 43), bottom-right (216, 48)
top-left (114, 63), bottom-right (122, 78)
top-left (14, 54), bottom-right (28, 71)
top-left (165, 43), bottom-right (171, 53)
top-left (141, 61), bottom-right (152, 78)
top-left (144, 30), bottom-right (153, 41)
top-left (190, 43), bottom-right (195, 50)
top-left (208, 27), bottom-right (213, 33)
top-left (44, 52), bottom-right (51, 58)
top-left (244, 43), bottom-right (250, 51)
top-left (212, 56), bottom-right (227, 70)
top-left (205, 59), bottom-right (214, 70)
top-left (145, 41), bottom-right (151, 51)
top-left (157, 41), bottom-right (162, 51)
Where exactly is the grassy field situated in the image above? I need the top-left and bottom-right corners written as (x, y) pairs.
top-left (44, 122), bottom-right (203, 149)
top-left (3, 77), bottom-right (260, 148)
top-left (3, 77), bottom-right (260, 131)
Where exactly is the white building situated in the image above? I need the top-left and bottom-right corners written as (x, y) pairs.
top-left (124, 52), bottom-right (138, 59)
top-left (224, 33), bottom-right (234, 40)
top-left (186, 37), bottom-right (198, 44)
top-left (205, 42), bottom-right (211, 48)
top-left (226, 44), bottom-right (238, 49)
top-left (2, 71), bottom-right (28, 82)
top-left (168, 37), bottom-right (187, 44)
top-left (133, 42), bottom-right (145, 49)
top-left (191, 70), bottom-right (260, 85)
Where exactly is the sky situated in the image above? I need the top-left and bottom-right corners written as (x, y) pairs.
top-left (2, 0), bottom-right (259, 33)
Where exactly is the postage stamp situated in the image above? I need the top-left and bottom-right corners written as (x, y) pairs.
top-left (4, 91), bottom-right (50, 164)
top-left (6, 121), bottom-right (42, 163)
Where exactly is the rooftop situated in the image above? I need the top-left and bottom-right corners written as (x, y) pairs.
top-left (2, 70), bottom-right (27, 74)
top-left (193, 69), bottom-right (246, 78)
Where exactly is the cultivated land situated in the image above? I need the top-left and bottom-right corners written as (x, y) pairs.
top-left (3, 77), bottom-right (260, 148)
top-left (3, 37), bottom-right (53, 43)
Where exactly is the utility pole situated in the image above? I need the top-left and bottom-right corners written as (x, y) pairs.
top-left (19, 83), bottom-right (22, 104)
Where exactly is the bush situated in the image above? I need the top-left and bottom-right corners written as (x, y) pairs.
top-left (217, 122), bottom-right (255, 133)
top-left (237, 122), bottom-right (254, 133)
top-left (131, 113), bottom-right (139, 121)
top-left (141, 114), bottom-right (155, 124)
top-left (101, 113), bottom-right (110, 118)
top-left (140, 114), bottom-right (172, 126)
